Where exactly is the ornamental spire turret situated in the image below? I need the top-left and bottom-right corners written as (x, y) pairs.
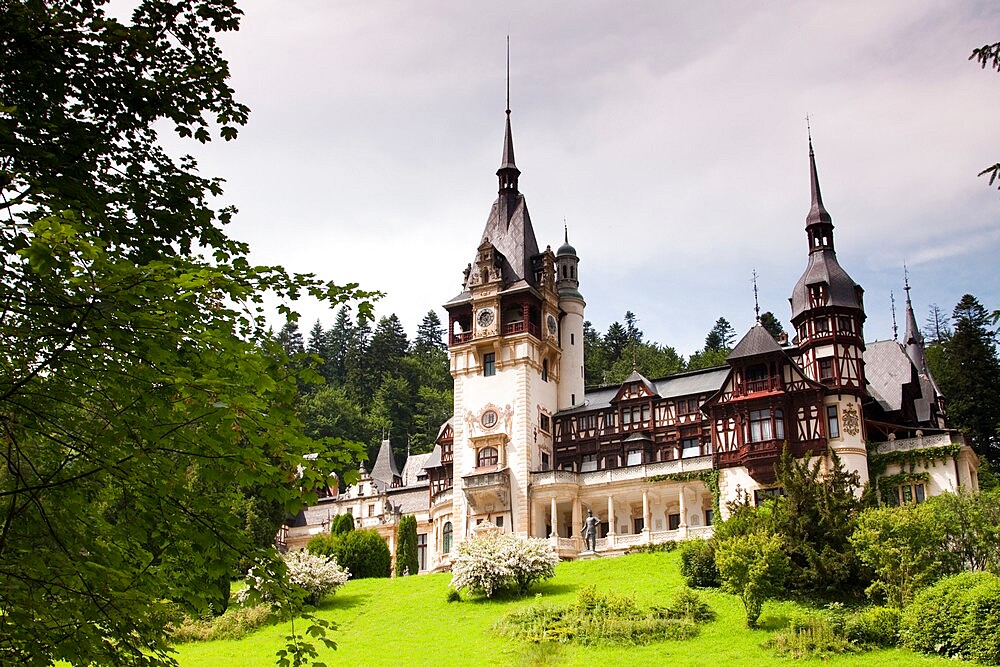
top-left (497, 36), bottom-right (520, 198)
top-left (903, 270), bottom-right (928, 374)
top-left (806, 132), bottom-right (834, 253)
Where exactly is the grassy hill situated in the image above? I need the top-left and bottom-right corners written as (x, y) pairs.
top-left (172, 551), bottom-right (955, 666)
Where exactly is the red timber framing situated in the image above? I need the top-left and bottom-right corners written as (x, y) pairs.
top-left (428, 424), bottom-right (454, 500)
top-left (704, 349), bottom-right (828, 484)
top-left (551, 387), bottom-right (715, 473)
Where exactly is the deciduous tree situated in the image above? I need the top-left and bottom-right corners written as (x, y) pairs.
top-left (0, 2), bottom-right (372, 663)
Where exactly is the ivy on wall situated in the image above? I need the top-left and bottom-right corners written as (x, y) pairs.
top-left (867, 443), bottom-right (961, 477)
top-left (645, 469), bottom-right (721, 518)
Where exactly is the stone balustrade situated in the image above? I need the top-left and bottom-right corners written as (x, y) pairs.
top-left (531, 455), bottom-right (713, 488)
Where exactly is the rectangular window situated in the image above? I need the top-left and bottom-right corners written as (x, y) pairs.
top-left (705, 509), bottom-right (714, 526)
top-left (495, 516), bottom-right (504, 528)
top-left (368, 504), bottom-right (375, 517)
top-left (681, 437), bottom-right (701, 458)
top-left (417, 533), bottom-right (427, 571)
top-left (577, 414), bottom-right (597, 431)
top-left (540, 452), bottom-right (550, 471)
top-left (668, 514), bottom-right (681, 531)
top-left (683, 398), bottom-right (702, 415)
top-left (580, 453), bottom-right (598, 472)
top-left (603, 412), bottom-right (615, 428)
top-left (539, 414), bottom-right (550, 433)
top-left (633, 517), bottom-right (645, 533)
top-left (815, 317), bottom-right (830, 334)
top-left (827, 405), bottom-right (840, 438)
top-left (838, 316), bottom-right (852, 333)
top-left (819, 357), bottom-right (834, 382)
top-left (626, 449), bottom-right (643, 466)
top-left (754, 487), bottom-right (784, 506)
top-left (483, 352), bottom-right (495, 377)
top-left (748, 409), bottom-right (773, 442)
top-left (571, 333), bottom-right (575, 345)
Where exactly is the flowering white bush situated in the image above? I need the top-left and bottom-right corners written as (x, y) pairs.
top-left (450, 529), bottom-right (558, 598)
top-left (239, 550), bottom-right (350, 607)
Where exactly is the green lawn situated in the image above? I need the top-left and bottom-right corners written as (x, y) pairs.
top-left (172, 552), bottom-right (956, 666)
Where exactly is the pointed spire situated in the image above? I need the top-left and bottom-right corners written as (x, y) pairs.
top-left (496, 36), bottom-right (520, 196)
top-left (806, 132), bottom-right (832, 226)
top-left (903, 270), bottom-right (929, 374)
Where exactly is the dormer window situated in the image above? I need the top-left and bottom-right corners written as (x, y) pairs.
top-left (808, 283), bottom-right (827, 307)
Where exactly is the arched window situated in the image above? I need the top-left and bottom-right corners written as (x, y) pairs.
top-left (542, 358), bottom-right (549, 382)
top-left (477, 446), bottom-right (498, 467)
top-left (442, 521), bottom-right (453, 553)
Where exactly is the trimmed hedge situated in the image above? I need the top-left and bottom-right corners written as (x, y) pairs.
top-left (901, 571), bottom-right (1000, 664)
top-left (307, 528), bottom-right (391, 579)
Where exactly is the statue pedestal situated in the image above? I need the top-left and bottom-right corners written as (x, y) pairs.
top-left (577, 550), bottom-right (600, 561)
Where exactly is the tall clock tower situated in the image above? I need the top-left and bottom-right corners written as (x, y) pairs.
top-left (788, 137), bottom-right (869, 487)
top-left (444, 107), bottom-right (580, 543)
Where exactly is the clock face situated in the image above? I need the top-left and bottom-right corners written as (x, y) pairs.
top-left (546, 314), bottom-right (557, 335)
top-left (477, 308), bottom-right (495, 328)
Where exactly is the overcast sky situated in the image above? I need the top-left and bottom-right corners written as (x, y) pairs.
top-left (179, 0), bottom-right (1000, 356)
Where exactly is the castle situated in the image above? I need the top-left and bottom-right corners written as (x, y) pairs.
top-left (283, 108), bottom-right (980, 572)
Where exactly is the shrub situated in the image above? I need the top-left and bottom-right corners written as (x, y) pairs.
top-left (766, 611), bottom-right (856, 659)
top-left (851, 502), bottom-right (959, 607)
top-left (655, 587), bottom-right (715, 623)
top-left (625, 541), bottom-right (678, 554)
top-left (169, 604), bottom-right (275, 643)
top-left (282, 550), bottom-right (350, 605)
top-left (307, 528), bottom-right (391, 579)
top-left (445, 588), bottom-right (461, 603)
top-left (240, 550), bottom-right (349, 607)
top-left (450, 529), bottom-right (558, 598)
top-left (901, 571), bottom-right (1000, 664)
top-left (339, 528), bottom-right (392, 579)
top-left (715, 533), bottom-right (789, 628)
top-left (396, 514), bottom-right (419, 576)
top-left (494, 586), bottom-right (706, 646)
top-left (331, 512), bottom-right (355, 535)
top-left (679, 539), bottom-right (719, 587)
top-left (844, 606), bottom-right (901, 648)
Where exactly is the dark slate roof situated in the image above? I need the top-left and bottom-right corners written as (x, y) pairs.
top-left (401, 452), bottom-right (432, 487)
top-left (623, 369), bottom-right (659, 397)
top-left (789, 250), bottom-right (863, 321)
top-left (422, 443), bottom-right (443, 469)
top-left (386, 487), bottom-right (430, 515)
top-left (472, 195), bottom-right (540, 288)
top-left (370, 439), bottom-right (400, 488)
top-left (556, 366), bottom-right (729, 416)
top-left (729, 323), bottom-right (783, 360)
top-left (864, 340), bottom-right (910, 413)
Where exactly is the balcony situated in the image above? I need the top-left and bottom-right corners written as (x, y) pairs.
top-left (548, 525), bottom-right (715, 558)
top-left (502, 320), bottom-right (541, 338)
top-left (872, 432), bottom-right (961, 455)
top-left (734, 376), bottom-right (782, 397)
top-left (531, 456), bottom-right (713, 488)
top-left (461, 468), bottom-right (510, 512)
top-left (449, 331), bottom-right (473, 346)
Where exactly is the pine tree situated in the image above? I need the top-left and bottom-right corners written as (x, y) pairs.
top-left (327, 306), bottom-right (356, 386)
top-left (276, 320), bottom-right (305, 357)
top-left (705, 317), bottom-right (736, 352)
top-left (937, 295), bottom-right (1000, 464)
top-left (415, 310), bottom-right (447, 355)
top-left (583, 320), bottom-right (608, 386)
top-left (368, 315), bottom-right (409, 384)
top-left (604, 321), bottom-right (630, 364)
top-left (758, 312), bottom-right (785, 340)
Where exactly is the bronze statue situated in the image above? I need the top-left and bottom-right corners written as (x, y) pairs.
top-left (582, 509), bottom-right (599, 551)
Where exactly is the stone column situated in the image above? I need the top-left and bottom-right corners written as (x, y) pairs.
top-left (572, 496), bottom-right (582, 541)
top-left (550, 496), bottom-right (558, 538)
top-left (607, 495), bottom-right (616, 538)
top-left (642, 489), bottom-right (650, 533)
top-left (678, 485), bottom-right (688, 538)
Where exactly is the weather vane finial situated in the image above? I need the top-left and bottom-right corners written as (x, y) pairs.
top-left (891, 291), bottom-right (898, 341)
top-left (752, 269), bottom-right (761, 322)
top-left (506, 35), bottom-right (510, 115)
